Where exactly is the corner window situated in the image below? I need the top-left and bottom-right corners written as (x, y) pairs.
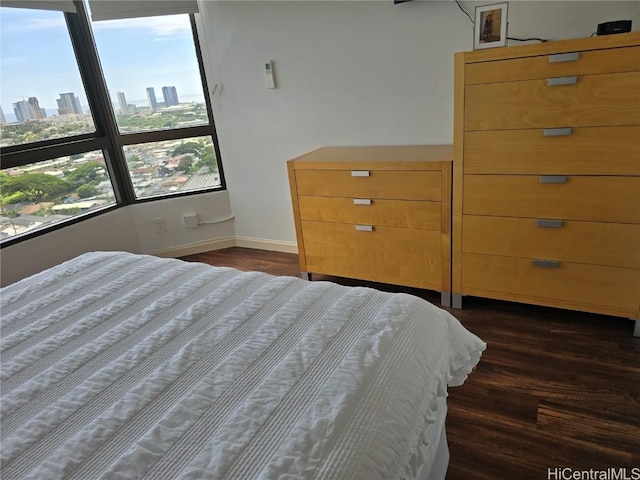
top-left (0, 1), bottom-right (225, 245)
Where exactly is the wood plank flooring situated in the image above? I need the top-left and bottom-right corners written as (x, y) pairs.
top-left (181, 247), bottom-right (640, 480)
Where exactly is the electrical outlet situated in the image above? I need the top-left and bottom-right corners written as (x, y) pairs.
top-left (184, 214), bottom-right (198, 229)
top-left (154, 217), bottom-right (167, 233)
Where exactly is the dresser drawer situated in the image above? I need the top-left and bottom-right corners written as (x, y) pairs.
top-left (301, 220), bottom-right (442, 288)
top-left (465, 46), bottom-right (640, 85)
top-left (463, 215), bottom-right (640, 268)
top-left (462, 253), bottom-right (640, 315)
top-left (298, 196), bottom-right (441, 230)
top-left (465, 71), bottom-right (640, 131)
top-left (464, 175), bottom-right (640, 224)
top-left (295, 169), bottom-right (441, 201)
top-left (464, 126), bottom-right (640, 175)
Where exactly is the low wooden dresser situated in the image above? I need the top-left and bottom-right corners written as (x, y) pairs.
top-left (453, 32), bottom-right (640, 333)
top-left (287, 145), bottom-right (453, 305)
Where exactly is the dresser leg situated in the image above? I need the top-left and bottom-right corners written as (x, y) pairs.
top-left (634, 319), bottom-right (640, 338)
top-left (440, 292), bottom-right (451, 308)
top-left (452, 294), bottom-right (463, 309)
top-left (300, 272), bottom-right (311, 281)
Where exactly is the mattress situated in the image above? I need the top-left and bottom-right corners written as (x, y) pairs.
top-left (0, 251), bottom-right (485, 480)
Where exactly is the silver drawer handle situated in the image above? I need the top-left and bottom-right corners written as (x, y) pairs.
top-left (351, 170), bottom-right (370, 177)
top-left (532, 259), bottom-right (560, 269)
top-left (548, 52), bottom-right (579, 63)
top-left (539, 175), bottom-right (567, 184)
top-left (543, 128), bottom-right (572, 137)
top-left (355, 225), bottom-right (373, 232)
top-left (353, 198), bottom-right (372, 205)
top-left (536, 219), bottom-right (564, 228)
top-left (548, 76), bottom-right (578, 86)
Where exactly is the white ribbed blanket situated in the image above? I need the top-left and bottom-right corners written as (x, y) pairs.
top-left (0, 251), bottom-right (485, 480)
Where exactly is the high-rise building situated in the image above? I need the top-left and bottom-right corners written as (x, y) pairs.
top-left (162, 86), bottom-right (179, 107)
top-left (13, 100), bottom-right (36, 122)
top-left (146, 87), bottom-right (158, 110)
top-left (28, 97), bottom-right (46, 119)
top-left (57, 92), bottom-right (83, 115)
top-left (117, 91), bottom-right (129, 115)
top-left (0, 106), bottom-right (6, 124)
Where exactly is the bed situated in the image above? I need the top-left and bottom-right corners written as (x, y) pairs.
top-left (0, 251), bottom-right (485, 480)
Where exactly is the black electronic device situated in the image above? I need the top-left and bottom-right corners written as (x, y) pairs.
top-left (596, 20), bottom-right (632, 35)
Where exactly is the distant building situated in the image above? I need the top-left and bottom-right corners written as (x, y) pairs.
top-left (1, 106), bottom-right (7, 124)
top-left (28, 97), bottom-right (46, 119)
top-left (13, 100), bottom-right (36, 122)
top-left (51, 200), bottom-right (100, 214)
top-left (117, 91), bottom-right (129, 115)
top-left (146, 87), bottom-right (158, 110)
top-left (57, 92), bottom-right (83, 115)
top-left (162, 86), bottom-right (179, 107)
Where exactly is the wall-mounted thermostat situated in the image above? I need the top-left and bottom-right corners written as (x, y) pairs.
top-left (265, 60), bottom-right (276, 89)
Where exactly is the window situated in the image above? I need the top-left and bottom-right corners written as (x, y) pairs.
top-left (123, 136), bottom-right (220, 198)
top-left (0, 153), bottom-right (116, 240)
top-left (0, 7), bottom-right (95, 147)
top-left (91, 14), bottom-right (208, 134)
top-left (0, 1), bottom-right (224, 246)
top-left (89, 11), bottom-right (222, 199)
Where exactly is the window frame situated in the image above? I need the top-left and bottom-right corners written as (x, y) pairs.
top-left (0, 1), bottom-right (226, 248)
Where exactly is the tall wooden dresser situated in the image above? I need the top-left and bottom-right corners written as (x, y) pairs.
top-left (287, 145), bottom-right (453, 305)
top-left (453, 32), bottom-right (640, 333)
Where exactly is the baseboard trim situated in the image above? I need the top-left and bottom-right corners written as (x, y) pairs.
top-left (148, 237), bottom-right (236, 258)
top-left (147, 236), bottom-right (298, 258)
top-left (235, 237), bottom-right (298, 254)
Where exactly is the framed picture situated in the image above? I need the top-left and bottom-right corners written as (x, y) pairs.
top-left (474, 2), bottom-right (508, 50)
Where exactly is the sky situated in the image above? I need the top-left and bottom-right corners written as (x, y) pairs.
top-left (0, 6), bottom-right (205, 118)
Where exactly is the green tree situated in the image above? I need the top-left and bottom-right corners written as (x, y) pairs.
top-left (2, 191), bottom-right (30, 204)
top-left (178, 156), bottom-right (194, 171)
top-left (198, 153), bottom-right (218, 172)
top-left (1, 173), bottom-right (73, 202)
top-left (1, 207), bottom-right (20, 235)
top-left (66, 163), bottom-right (105, 187)
top-left (0, 171), bottom-right (12, 190)
top-left (172, 142), bottom-right (202, 157)
top-left (77, 184), bottom-right (98, 198)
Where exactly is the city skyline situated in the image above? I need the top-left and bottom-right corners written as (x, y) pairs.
top-left (9, 92), bottom-right (84, 122)
top-left (2, 84), bottom-right (184, 124)
top-left (1, 7), bottom-right (204, 118)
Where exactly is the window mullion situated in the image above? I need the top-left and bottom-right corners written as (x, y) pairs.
top-left (65, 0), bottom-right (136, 205)
top-left (0, 137), bottom-right (109, 169)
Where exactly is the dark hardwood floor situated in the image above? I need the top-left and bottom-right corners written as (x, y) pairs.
top-left (181, 247), bottom-right (640, 480)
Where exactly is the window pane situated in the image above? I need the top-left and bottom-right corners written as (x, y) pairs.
top-left (91, 14), bottom-right (209, 134)
top-left (0, 7), bottom-right (95, 147)
top-left (0, 152), bottom-right (116, 241)
top-left (124, 136), bottom-right (221, 198)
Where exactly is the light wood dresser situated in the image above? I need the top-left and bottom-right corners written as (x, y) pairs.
top-left (453, 32), bottom-right (640, 334)
top-left (287, 145), bottom-right (453, 305)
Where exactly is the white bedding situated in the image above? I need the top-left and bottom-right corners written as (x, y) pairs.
top-left (0, 251), bottom-right (485, 480)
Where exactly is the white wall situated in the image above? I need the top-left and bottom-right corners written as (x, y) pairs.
top-left (0, 208), bottom-right (139, 287)
top-left (197, 0), bottom-right (639, 245)
top-left (131, 190), bottom-right (235, 255)
top-left (1, 190), bottom-right (235, 286)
